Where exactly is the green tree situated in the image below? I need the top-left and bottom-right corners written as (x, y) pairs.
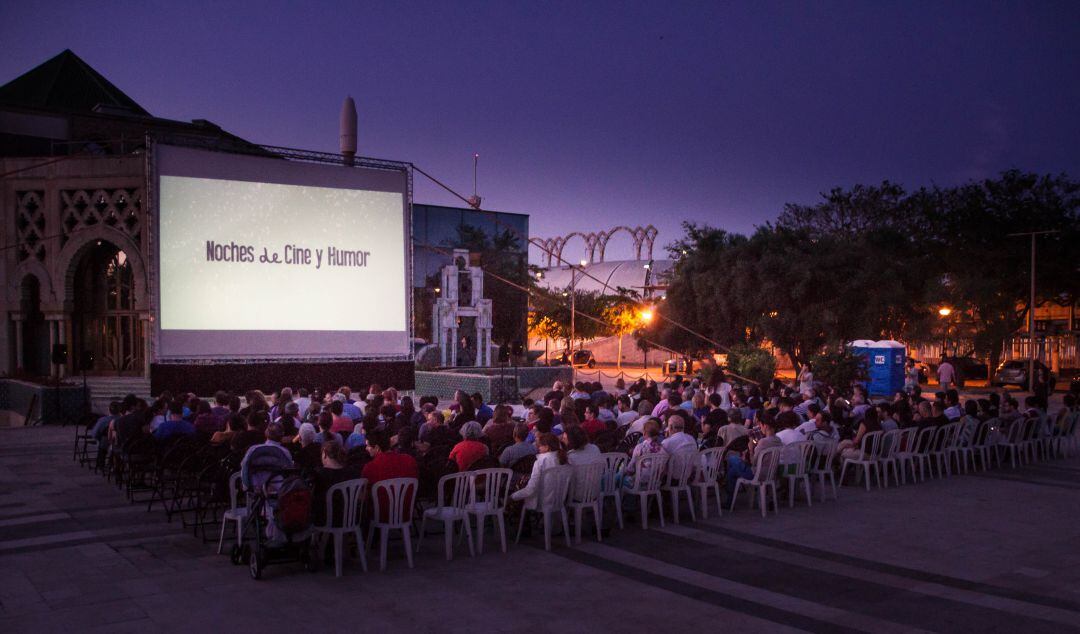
top-left (658, 181), bottom-right (942, 368)
top-left (603, 295), bottom-right (645, 369)
top-left (527, 311), bottom-right (563, 364)
top-left (919, 171), bottom-right (1079, 368)
top-left (527, 286), bottom-right (611, 352)
top-left (659, 224), bottom-right (756, 356)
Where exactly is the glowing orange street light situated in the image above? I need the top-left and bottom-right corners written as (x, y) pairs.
top-left (938, 307), bottom-right (953, 355)
top-left (640, 309), bottom-right (654, 324)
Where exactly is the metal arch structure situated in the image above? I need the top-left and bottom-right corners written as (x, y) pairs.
top-left (596, 225), bottom-right (658, 262)
top-left (535, 225), bottom-right (657, 267)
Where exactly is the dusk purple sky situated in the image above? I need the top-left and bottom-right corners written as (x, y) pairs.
top-left (3, 1), bottom-right (1078, 262)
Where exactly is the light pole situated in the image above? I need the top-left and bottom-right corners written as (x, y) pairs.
top-left (535, 271), bottom-right (549, 365)
top-left (568, 259), bottom-right (587, 361)
top-left (1008, 230), bottom-right (1059, 391)
top-left (938, 307), bottom-right (952, 356)
top-left (639, 307), bottom-right (654, 370)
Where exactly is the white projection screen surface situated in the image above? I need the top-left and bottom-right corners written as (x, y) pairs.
top-left (154, 144), bottom-right (410, 359)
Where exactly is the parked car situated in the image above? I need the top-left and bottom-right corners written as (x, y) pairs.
top-left (991, 359), bottom-right (1056, 391)
top-left (662, 357), bottom-right (693, 377)
top-left (556, 349), bottom-right (595, 368)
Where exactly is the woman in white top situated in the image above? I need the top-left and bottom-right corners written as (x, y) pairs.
top-left (706, 370), bottom-right (733, 411)
top-left (564, 426), bottom-right (602, 465)
top-left (798, 363), bottom-right (814, 395)
top-left (511, 433), bottom-right (568, 511)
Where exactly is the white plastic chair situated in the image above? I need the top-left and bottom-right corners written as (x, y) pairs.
top-left (366, 477), bottom-right (418, 571)
top-left (877, 430), bottom-right (903, 487)
top-left (1033, 412), bottom-right (1054, 461)
top-left (999, 420), bottom-right (1029, 469)
top-left (622, 453), bottom-right (668, 529)
top-left (1023, 416), bottom-right (1049, 462)
top-left (839, 430), bottom-right (883, 491)
top-left (568, 461), bottom-right (604, 543)
top-left (691, 447), bottom-right (724, 518)
top-left (1054, 412), bottom-right (1079, 458)
top-left (941, 422), bottom-right (968, 475)
top-left (730, 446), bottom-right (781, 518)
top-left (661, 450), bottom-right (698, 524)
top-left (964, 420), bottom-right (991, 471)
top-left (417, 472), bottom-right (475, 561)
top-left (465, 468), bottom-right (513, 554)
top-left (925, 424), bottom-right (951, 477)
top-left (515, 464), bottom-right (574, 551)
top-left (313, 478), bottom-right (369, 577)
top-left (809, 439), bottom-right (838, 502)
top-left (888, 427), bottom-right (915, 484)
top-left (216, 472), bottom-right (247, 554)
top-left (782, 441), bottom-right (814, 508)
top-left (906, 426), bottom-right (938, 481)
top-left (955, 418), bottom-right (980, 472)
top-left (599, 453), bottom-right (628, 529)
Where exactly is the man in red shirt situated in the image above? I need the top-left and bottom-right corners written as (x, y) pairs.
top-left (580, 404), bottom-right (608, 440)
top-left (449, 421), bottom-right (489, 471)
top-left (361, 430), bottom-right (419, 521)
top-left (329, 399), bottom-right (353, 435)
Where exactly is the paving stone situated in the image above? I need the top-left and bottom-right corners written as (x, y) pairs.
top-left (3, 425), bottom-right (1080, 633)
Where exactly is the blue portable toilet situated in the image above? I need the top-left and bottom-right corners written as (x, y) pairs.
top-left (849, 340), bottom-right (906, 396)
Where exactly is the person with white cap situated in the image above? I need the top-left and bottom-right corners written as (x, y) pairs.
top-left (449, 421), bottom-right (488, 471)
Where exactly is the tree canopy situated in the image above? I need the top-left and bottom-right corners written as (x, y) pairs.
top-left (651, 171), bottom-right (1079, 369)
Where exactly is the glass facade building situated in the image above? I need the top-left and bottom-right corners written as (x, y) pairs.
top-left (412, 204), bottom-right (530, 351)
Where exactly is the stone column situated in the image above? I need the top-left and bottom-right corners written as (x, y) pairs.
top-left (47, 318), bottom-right (57, 378)
top-left (12, 314), bottom-right (25, 372)
top-left (141, 315), bottom-right (152, 378)
top-left (449, 327), bottom-right (458, 367)
top-left (56, 316), bottom-right (67, 378)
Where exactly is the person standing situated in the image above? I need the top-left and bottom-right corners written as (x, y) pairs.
top-left (904, 359), bottom-right (920, 394)
top-left (936, 356), bottom-right (955, 390)
top-left (798, 363), bottom-right (814, 395)
top-left (1032, 367), bottom-right (1050, 411)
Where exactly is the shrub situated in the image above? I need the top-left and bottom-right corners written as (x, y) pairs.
top-left (727, 344), bottom-right (776, 387)
top-left (808, 348), bottom-right (869, 390)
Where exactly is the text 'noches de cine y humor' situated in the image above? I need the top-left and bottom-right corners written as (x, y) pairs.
top-left (204, 240), bottom-right (371, 268)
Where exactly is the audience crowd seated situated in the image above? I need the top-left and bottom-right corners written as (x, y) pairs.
top-left (87, 367), bottom-right (1077, 572)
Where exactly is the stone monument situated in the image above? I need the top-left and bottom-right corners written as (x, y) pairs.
top-left (431, 249), bottom-right (494, 366)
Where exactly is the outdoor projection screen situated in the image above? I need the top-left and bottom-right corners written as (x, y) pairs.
top-left (154, 144), bottom-right (410, 359)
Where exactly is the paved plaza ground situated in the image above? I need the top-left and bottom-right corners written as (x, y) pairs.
top-left (2, 425), bottom-right (1080, 633)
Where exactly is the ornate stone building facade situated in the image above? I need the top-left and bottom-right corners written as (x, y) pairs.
top-left (1, 50), bottom-right (262, 380)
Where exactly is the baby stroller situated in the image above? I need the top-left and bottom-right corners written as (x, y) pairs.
top-left (234, 445), bottom-right (316, 579)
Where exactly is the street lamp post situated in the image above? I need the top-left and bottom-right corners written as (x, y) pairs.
top-left (938, 307), bottom-right (952, 356)
top-left (569, 276), bottom-right (575, 359)
top-left (568, 259), bottom-right (587, 364)
top-left (1008, 230), bottom-right (1059, 391)
top-left (640, 307), bottom-right (654, 370)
